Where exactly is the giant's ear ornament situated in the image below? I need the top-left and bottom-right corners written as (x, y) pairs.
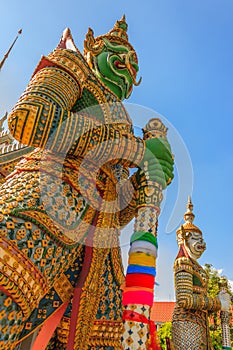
top-left (84, 27), bottom-right (104, 57)
top-left (57, 27), bottom-right (80, 52)
top-left (181, 225), bottom-right (188, 240)
top-left (177, 225), bottom-right (186, 243)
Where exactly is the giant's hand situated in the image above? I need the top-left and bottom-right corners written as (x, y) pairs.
top-left (137, 137), bottom-right (174, 189)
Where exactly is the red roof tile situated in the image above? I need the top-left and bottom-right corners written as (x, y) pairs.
top-left (151, 302), bottom-right (175, 323)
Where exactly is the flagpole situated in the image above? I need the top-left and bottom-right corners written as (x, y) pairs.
top-left (0, 29), bottom-right (22, 71)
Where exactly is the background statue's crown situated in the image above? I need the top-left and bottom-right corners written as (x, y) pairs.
top-left (176, 197), bottom-right (202, 244)
top-left (84, 15), bottom-right (138, 63)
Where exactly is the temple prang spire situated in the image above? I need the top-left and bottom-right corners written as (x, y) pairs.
top-left (0, 29), bottom-right (22, 71)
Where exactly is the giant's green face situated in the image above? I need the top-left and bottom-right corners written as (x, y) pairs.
top-left (92, 39), bottom-right (140, 100)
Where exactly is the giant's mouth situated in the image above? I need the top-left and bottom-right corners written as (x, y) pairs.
top-left (196, 242), bottom-right (206, 251)
top-left (113, 59), bottom-right (141, 87)
top-left (114, 60), bottom-right (136, 77)
top-left (114, 60), bottom-right (127, 70)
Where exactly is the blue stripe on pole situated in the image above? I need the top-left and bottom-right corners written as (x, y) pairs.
top-left (126, 264), bottom-right (156, 276)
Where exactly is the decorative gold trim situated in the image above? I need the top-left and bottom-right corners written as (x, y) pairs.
top-left (53, 273), bottom-right (74, 303)
top-left (0, 236), bottom-right (49, 319)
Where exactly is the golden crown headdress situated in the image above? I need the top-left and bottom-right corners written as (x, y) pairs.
top-left (176, 197), bottom-right (202, 244)
top-left (84, 15), bottom-right (138, 63)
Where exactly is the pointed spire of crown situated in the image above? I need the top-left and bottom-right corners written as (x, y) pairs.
top-left (184, 196), bottom-right (195, 224)
top-left (108, 14), bottom-right (128, 41)
top-left (176, 197), bottom-right (202, 244)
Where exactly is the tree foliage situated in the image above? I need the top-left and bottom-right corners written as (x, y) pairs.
top-left (157, 322), bottom-right (172, 350)
top-left (204, 263), bottom-right (233, 299)
top-left (204, 264), bottom-right (233, 349)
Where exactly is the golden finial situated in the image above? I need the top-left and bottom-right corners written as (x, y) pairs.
top-left (184, 196), bottom-right (195, 224)
top-left (187, 195), bottom-right (193, 211)
top-left (121, 14), bottom-right (126, 22)
top-left (0, 29), bottom-right (22, 71)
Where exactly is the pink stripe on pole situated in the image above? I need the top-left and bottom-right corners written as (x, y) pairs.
top-left (122, 290), bottom-right (154, 307)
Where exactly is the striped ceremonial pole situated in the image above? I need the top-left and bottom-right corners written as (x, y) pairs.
top-left (122, 119), bottom-right (170, 350)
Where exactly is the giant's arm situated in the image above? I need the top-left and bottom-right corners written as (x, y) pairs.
top-left (8, 50), bottom-right (84, 150)
top-left (8, 49), bottom-right (144, 166)
top-left (175, 257), bottom-right (221, 311)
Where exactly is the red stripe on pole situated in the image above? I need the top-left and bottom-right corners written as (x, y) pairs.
top-left (125, 273), bottom-right (155, 288)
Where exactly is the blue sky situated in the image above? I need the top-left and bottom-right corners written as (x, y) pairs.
top-left (0, 1), bottom-right (233, 300)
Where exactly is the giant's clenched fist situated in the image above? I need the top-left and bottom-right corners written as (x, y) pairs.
top-left (138, 137), bottom-right (174, 189)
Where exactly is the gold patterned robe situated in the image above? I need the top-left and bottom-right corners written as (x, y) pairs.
top-left (0, 46), bottom-right (144, 349)
top-left (171, 246), bottom-right (221, 350)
